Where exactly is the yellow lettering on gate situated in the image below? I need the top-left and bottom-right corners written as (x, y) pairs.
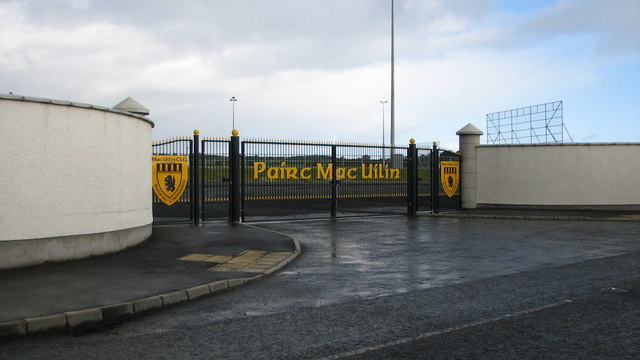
top-left (286, 167), bottom-right (298, 179)
top-left (253, 161), bottom-right (400, 180)
top-left (316, 163), bottom-right (332, 179)
top-left (300, 168), bottom-right (312, 179)
top-left (267, 166), bottom-right (281, 179)
top-left (253, 162), bottom-right (267, 179)
top-left (361, 164), bottom-right (373, 179)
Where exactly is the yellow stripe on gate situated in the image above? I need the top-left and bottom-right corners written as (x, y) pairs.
top-left (160, 193), bottom-right (441, 203)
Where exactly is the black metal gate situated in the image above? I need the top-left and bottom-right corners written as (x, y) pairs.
top-left (201, 138), bottom-right (231, 220)
top-left (432, 148), bottom-right (462, 212)
top-left (239, 140), bottom-right (443, 221)
top-left (334, 144), bottom-right (409, 217)
top-left (152, 133), bottom-right (460, 224)
top-left (241, 140), bottom-right (333, 221)
top-left (152, 137), bottom-right (194, 223)
top-left (416, 146), bottom-right (434, 213)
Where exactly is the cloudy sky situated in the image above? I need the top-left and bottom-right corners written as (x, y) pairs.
top-left (1, 0), bottom-right (638, 150)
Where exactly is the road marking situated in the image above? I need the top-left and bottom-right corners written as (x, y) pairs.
top-left (178, 250), bottom-right (293, 273)
top-left (606, 214), bottom-right (640, 221)
top-left (315, 299), bottom-right (573, 360)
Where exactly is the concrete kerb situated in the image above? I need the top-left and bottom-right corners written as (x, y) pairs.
top-left (0, 223), bottom-right (302, 339)
top-left (0, 319), bottom-right (27, 337)
top-left (65, 308), bottom-right (102, 329)
top-left (238, 222), bottom-right (302, 276)
top-left (25, 314), bottom-right (67, 334)
top-left (427, 213), bottom-right (639, 221)
top-left (101, 302), bottom-right (135, 323)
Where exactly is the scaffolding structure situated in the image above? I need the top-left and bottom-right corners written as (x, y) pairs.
top-left (486, 101), bottom-right (573, 144)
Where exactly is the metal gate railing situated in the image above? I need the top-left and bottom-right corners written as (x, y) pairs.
top-left (432, 147), bottom-right (462, 212)
top-left (334, 144), bottom-right (409, 217)
top-left (416, 147), bottom-right (433, 213)
top-left (201, 138), bottom-right (231, 220)
top-left (241, 140), bottom-right (333, 221)
top-left (152, 137), bottom-right (194, 223)
top-left (152, 132), bottom-right (460, 224)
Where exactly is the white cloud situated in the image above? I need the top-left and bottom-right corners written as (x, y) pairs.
top-left (1, 0), bottom-right (638, 148)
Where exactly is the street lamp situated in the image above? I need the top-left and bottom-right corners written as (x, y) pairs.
top-left (230, 96), bottom-right (237, 130)
top-left (380, 100), bottom-right (388, 167)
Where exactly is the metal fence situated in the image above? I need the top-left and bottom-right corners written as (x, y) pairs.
top-left (201, 138), bottom-right (231, 220)
top-left (242, 140), bottom-right (333, 221)
top-left (434, 149), bottom-right (461, 211)
top-left (417, 147), bottom-right (434, 213)
top-left (152, 137), bottom-right (193, 223)
top-left (151, 133), bottom-right (460, 223)
top-left (334, 144), bottom-right (410, 217)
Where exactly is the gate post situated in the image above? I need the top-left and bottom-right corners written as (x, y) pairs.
top-left (193, 130), bottom-right (200, 224)
top-left (431, 141), bottom-right (440, 214)
top-left (229, 130), bottom-right (241, 222)
top-left (456, 124), bottom-right (483, 209)
top-left (330, 145), bottom-right (338, 219)
top-left (407, 139), bottom-right (418, 216)
top-left (240, 141), bottom-right (246, 222)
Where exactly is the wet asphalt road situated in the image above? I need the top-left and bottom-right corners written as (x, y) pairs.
top-left (1, 216), bottom-right (639, 359)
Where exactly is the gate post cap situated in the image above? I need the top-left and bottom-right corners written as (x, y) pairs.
top-left (194, 129), bottom-right (200, 135)
top-left (456, 123), bottom-right (483, 135)
top-left (410, 138), bottom-right (415, 144)
top-left (232, 129), bottom-right (239, 136)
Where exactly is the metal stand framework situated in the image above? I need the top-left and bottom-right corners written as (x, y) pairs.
top-left (486, 101), bottom-right (573, 144)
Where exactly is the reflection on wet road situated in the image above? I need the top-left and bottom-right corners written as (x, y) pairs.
top-left (5, 216), bottom-right (639, 360)
top-left (115, 215), bottom-right (640, 332)
top-left (257, 216), bottom-right (640, 308)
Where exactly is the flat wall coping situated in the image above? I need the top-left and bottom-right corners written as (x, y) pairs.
top-left (0, 93), bottom-right (154, 128)
top-left (478, 142), bottom-right (640, 148)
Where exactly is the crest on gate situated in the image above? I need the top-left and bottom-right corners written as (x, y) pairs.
top-left (440, 161), bottom-right (459, 198)
top-left (152, 155), bottom-right (189, 206)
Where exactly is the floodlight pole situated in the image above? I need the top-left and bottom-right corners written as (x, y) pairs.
top-left (380, 100), bottom-right (388, 167)
top-left (230, 96), bottom-right (237, 130)
top-left (390, 0), bottom-right (396, 166)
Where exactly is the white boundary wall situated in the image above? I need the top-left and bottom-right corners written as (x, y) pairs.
top-left (0, 95), bottom-right (154, 269)
top-left (475, 143), bottom-right (640, 208)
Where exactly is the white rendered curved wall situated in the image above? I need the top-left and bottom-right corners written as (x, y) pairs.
top-left (0, 95), bottom-right (154, 269)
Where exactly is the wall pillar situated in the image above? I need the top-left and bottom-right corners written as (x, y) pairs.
top-left (456, 124), bottom-right (483, 209)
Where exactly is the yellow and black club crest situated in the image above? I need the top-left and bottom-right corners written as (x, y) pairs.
top-left (440, 161), bottom-right (460, 198)
top-left (152, 155), bottom-right (189, 206)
